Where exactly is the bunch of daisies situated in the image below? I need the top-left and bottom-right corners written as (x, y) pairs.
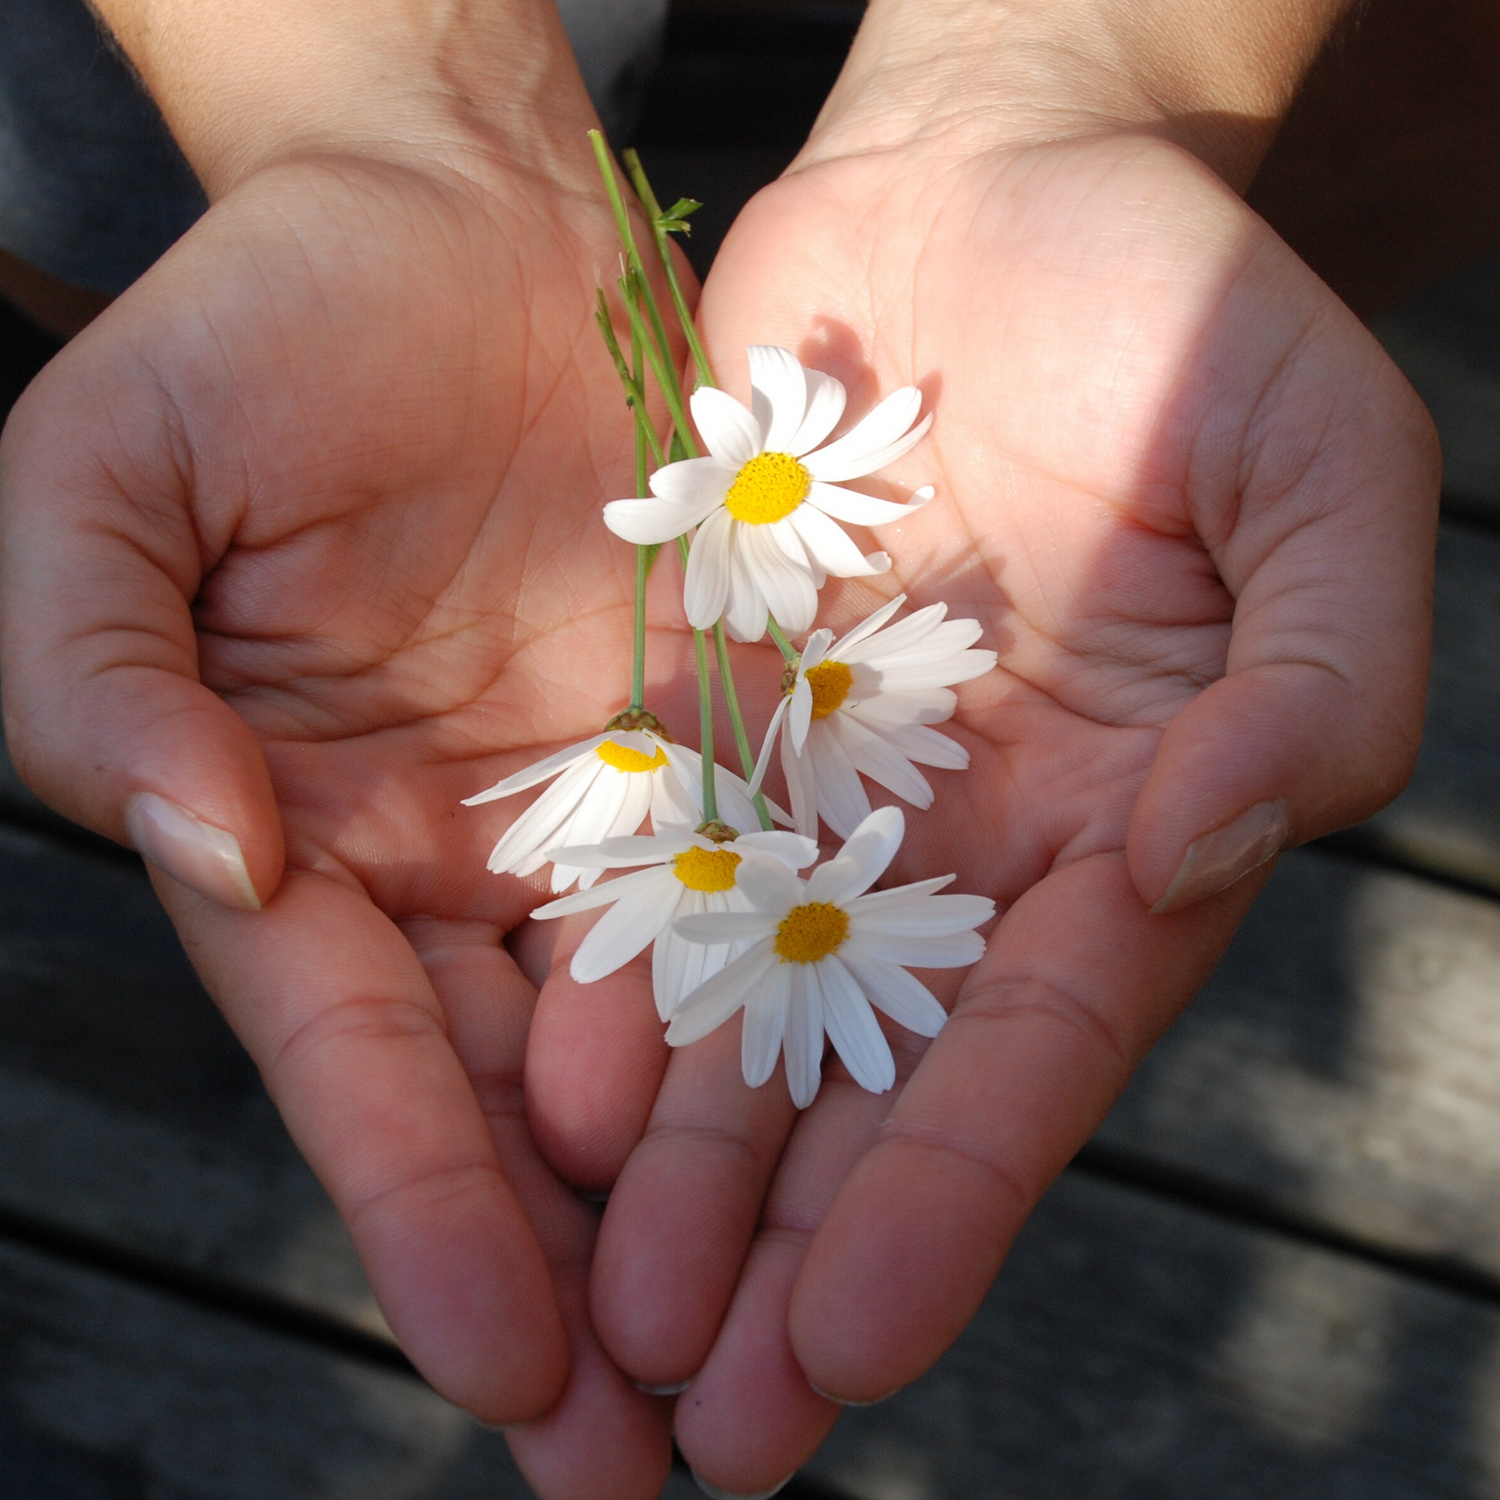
top-left (464, 139), bottom-right (996, 1108)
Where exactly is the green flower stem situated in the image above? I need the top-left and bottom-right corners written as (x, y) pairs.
top-left (622, 149), bottom-right (716, 390)
top-left (595, 287), bottom-right (668, 467)
top-left (630, 319), bottom-right (651, 712)
top-left (712, 623), bottom-right (773, 831)
top-left (590, 132), bottom-right (677, 408)
top-left (766, 617), bottom-right (798, 662)
top-left (693, 626), bottom-right (718, 823)
top-left (618, 274), bottom-right (697, 459)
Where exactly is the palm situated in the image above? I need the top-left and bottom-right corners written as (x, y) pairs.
top-left (524, 134), bottom-right (1435, 1490)
top-left (4, 151), bottom-right (684, 1496)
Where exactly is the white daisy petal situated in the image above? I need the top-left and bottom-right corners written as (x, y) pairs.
top-left (748, 693), bottom-right (791, 797)
top-left (736, 831), bottom-right (821, 868)
top-left (798, 629), bottom-right (833, 674)
top-left (784, 964), bottom-right (826, 1108)
top-left (653, 920), bottom-right (710, 1021)
top-left (649, 456), bottom-right (735, 502)
top-left (805, 482), bottom-right (932, 528)
top-left (604, 493), bottom-right (722, 545)
top-left (652, 751), bottom-right (703, 827)
top-left (787, 673), bottom-right (814, 753)
top-left (806, 719), bottom-right (873, 839)
top-left (724, 522), bottom-right (770, 642)
top-left (546, 831), bottom-right (683, 870)
top-left (463, 735), bottom-right (609, 804)
top-left (531, 865), bottom-right (667, 919)
top-left (742, 961), bottom-right (792, 1087)
top-left (675, 909), bottom-right (782, 945)
top-left (828, 594), bottom-right (907, 658)
top-left (711, 763), bottom-right (763, 835)
top-left (735, 855), bottom-right (804, 911)
top-left (842, 954), bottom-right (949, 1037)
top-left (819, 956), bottom-right (896, 1094)
top-left (788, 503), bottom-right (890, 579)
top-left (836, 605), bottom-right (949, 663)
top-left (683, 506), bottom-right (735, 630)
top-left (667, 940), bottom-right (778, 1045)
top-left (782, 725), bottom-right (820, 840)
top-left (547, 764), bottom-right (636, 891)
top-left (570, 869), bottom-right (681, 982)
top-left (852, 874), bottom-right (956, 909)
top-left (849, 688), bottom-right (959, 727)
top-left (691, 386), bottom-right (765, 467)
top-left (789, 369), bottom-right (847, 456)
top-left (876, 721), bottom-right (971, 770)
top-left (851, 892), bottom-right (996, 937)
top-left (484, 757), bottom-right (601, 873)
top-left (828, 805), bottom-right (906, 895)
top-left (747, 346), bottom-right (807, 452)
top-left (830, 712), bottom-right (935, 808)
top-left (843, 929), bottom-right (986, 968)
top-left (803, 401), bottom-right (932, 483)
top-left (748, 525), bottom-right (818, 635)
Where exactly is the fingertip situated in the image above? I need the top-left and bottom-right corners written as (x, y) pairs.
top-left (357, 1174), bottom-right (571, 1425)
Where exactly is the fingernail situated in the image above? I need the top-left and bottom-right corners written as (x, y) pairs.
top-left (809, 1381), bottom-right (893, 1408)
top-left (634, 1378), bottom-right (692, 1395)
top-left (691, 1471), bottom-right (795, 1500)
top-left (126, 792), bottom-right (261, 911)
top-left (1151, 798), bottom-right (1289, 915)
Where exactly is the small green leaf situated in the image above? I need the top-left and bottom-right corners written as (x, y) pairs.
top-left (657, 198), bottom-right (702, 235)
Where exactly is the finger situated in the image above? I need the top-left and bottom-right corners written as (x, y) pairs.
top-left (0, 333), bottom-right (282, 907)
top-left (526, 926), bottom-right (670, 1192)
top-left (787, 849), bottom-right (1263, 1402)
top-left (672, 1070), bottom-right (890, 1494)
top-left (406, 920), bottom-right (671, 1500)
top-left (1128, 308), bottom-right (1441, 912)
top-left (591, 1006), bottom-right (798, 1389)
top-left (154, 867), bottom-right (568, 1423)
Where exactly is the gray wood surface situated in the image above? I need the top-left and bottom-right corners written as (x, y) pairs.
top-left (818, 1171), bottom-right (1500, 1500)
top-left (1099, 844), bottom-right (1500, 1278)
top-left (0, 820), bottom-right (382, 1337)
top-left (0, 1233), bottom-right (702, 1500)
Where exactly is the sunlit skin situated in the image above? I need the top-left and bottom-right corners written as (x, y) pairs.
top-left (0, 3), bottom-right (1442, 1499)
top-left (533, 108), bottom-right (1441, 1500)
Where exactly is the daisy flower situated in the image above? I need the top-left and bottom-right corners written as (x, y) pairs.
top-left (750, 595), bottom-right (997, 839)
top-left (531, 826), bottom-right (819, 1018)
top-left (463, 723), bottom-right (763, 893)
top-left (603, 346), bottom-right (935, 642)
top-left (666, 807), bottom-right (995, 1107)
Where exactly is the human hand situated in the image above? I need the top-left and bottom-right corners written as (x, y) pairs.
top-left (522, 2), bottom-right (1441, 1490)
top-left (0, 4), bottom-right (694, 1493)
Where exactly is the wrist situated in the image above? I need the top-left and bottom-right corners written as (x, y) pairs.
top-left (800, 0), bottom-right (1353, 191)
top-left (90, 0), bottom-right (599, 201)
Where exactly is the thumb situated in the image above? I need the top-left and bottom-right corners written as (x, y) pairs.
top-left (1128, 341), bottom-right (1441, 914)
top-left (0, 321), bottom-right (282, 910)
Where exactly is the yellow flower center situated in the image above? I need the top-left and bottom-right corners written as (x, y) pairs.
top-left (774, 902), bottom-right (850, 964)
top-left (672, 845), bottom-right (743, 893)
top-left (596, 740), bottom-right (670, 774)
top-left (805, 660), bottom-right (853, 720)
top-left (723, 452), bottom-right (811, 525)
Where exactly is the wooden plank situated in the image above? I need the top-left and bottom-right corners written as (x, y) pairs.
top-left (1357, 519), bottom-right (1500, 892)
top-left (1375, 253), bottom-right (1500, 527)
top-left (1097, 843), bottom-right (1500, 1280)
top-left (0, 820), bottom-right (382, 1335)
top-left (813, 1170), bottom-right (1500, 1499)
top-left (0, 1233), bottom-right (702, 1500)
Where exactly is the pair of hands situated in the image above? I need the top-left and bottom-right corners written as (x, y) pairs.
top-left (0, 4), bottom-right (1438, 1493)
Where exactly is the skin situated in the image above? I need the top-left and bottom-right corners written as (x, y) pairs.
top-left (0, 0), bottom-right (1440, 1495)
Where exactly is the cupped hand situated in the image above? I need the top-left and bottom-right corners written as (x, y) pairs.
top-left (0, 131), bottom-right (686, 1497)
top-left (526, 126), bottom-right (1439, 1492)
